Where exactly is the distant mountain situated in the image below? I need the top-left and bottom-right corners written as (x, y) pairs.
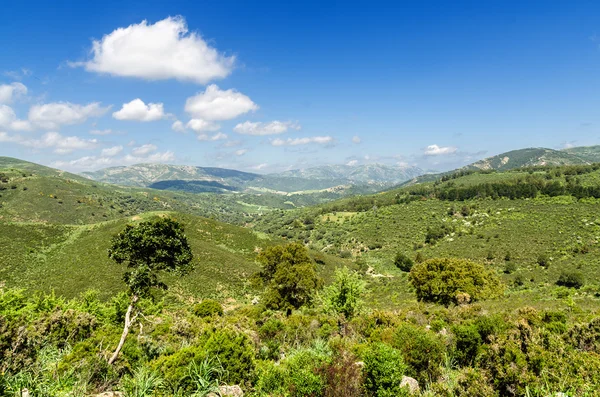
top-left (465, 147), bottom-right (590, 171)
top-left (82, 163), bottom-right (426, 194)
top-left (399, 145), bottom-right (600, 187)
top-left (273, 164), bottom-right (425, 185)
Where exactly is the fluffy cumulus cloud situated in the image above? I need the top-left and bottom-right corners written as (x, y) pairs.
top-left (352, 135), bottom-right (361, 144)
top-left (235, 149), bottom-right (248, 156)
top-left (185, 84), bottom-right (258, 121)
top-left (131, 144), bottom-right (157, 156)
top-left (0, 105), bottom-right (31, 131)
top-left (171, 120), bottom-right (185, 132)
top-left (271, 136), bottom-right (333, 146)
top-left (101, 145), bottom-right (123, 157)
top-left (0, 82), bottom-right (27, 104)
top-left (423, 144), bottom-right (458, 156)
top-left (233, 120), bottom-right (300, 136)
top-left (197, 132), bottom-right (227, 141)
top-left (0, 131), bottom-right (98, 154)
top-left (113, 99), bottom-right (167, 122)
top-left (346, 159), bottom-right (358, 166)
top-left (186, 118), bottom-right (220, 132)
top-left (73, 16), bottom-right (235, 84)
top-left (28, 102), bottom-right (110, 129)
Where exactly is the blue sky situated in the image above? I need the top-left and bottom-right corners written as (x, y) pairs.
top-left (1, 0), bottom-right (600, 173)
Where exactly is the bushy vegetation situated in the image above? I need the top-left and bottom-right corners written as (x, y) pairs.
top-left (409, 258), bottom-right (504, 306)
top-left (5, 159), bottom-right (600, 394)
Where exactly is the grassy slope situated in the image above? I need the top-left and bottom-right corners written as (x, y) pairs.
top-left (254, 167), bottom-right (600, 310)
top-left (0, 159), bottom-right (351, 301)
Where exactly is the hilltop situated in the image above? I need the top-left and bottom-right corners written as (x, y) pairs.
top-left (401, 145), bottom-right (600, 187)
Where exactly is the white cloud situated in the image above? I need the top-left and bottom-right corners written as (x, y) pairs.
top-left (185, 84), bottom-right (258, 121)
top-left (171, 120), bottom-right (185, 132)
top-left (235, 149), bottom-right (248, 156)
top-left (0, 105), bottom-right (32, 131)
top-left (423, 144), bottom-right (458, 156)
top-left (0, 82), bottom-right (27, 104)
top-left (249, 163), bottom-right (268, 170)
top-left (131, 144), bottom-right (157, 156)
top-left (0, 131), bottom-right (98, 154)
top-left (197, 132), bottom-right (227, 141)
top-left (223, 140), bottom-right (242, 147)
top-left (186, 118), bottom-right (220, 132)
top-left (233, 120), bottom-right (300, 136)
top-left (271, 136), bottom-right (333, 146)
top-left (346, 160), bottom-right (358, 166)
top-left (113, 99), bottom-right (167, 121)
top-left (352, 135), bottom-right (361, 144)
top-left (28, 102), bottom-right (110, 129)
top-left (73, 16), bottom-right (235, 84)
top-left (101, 145), bottom-right (123, 157)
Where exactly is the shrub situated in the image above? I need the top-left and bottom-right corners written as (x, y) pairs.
top-left (537, 253), bottom-right (549, 268)
top-left (322, 350), bottom-right (363, 397)
top-left (322, 267), bottom-right (366, 319)
top-left (503, 262), bottom-right (517, 274)
top-left (392, 323), bottom-right (445, 383)
top-left (284, 343), bottom-right (331, 397)
top-left (203, 328), bottom-right (255, 385)
top-left (193, 300), bottom-right (224, 318)
top-left (556, 270), bottom-right (584, 289)
top-left (362, 343), bottom-right (408, 397)
top-left (394, 252), bottom-right (414, 272)
top-left (409, 258), bottom-right (504, 306)
top-left (452, 324), bottom-right (481, 367)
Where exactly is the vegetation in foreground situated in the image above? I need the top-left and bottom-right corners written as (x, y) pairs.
top-left (3, 159), bottom-right (600, 395)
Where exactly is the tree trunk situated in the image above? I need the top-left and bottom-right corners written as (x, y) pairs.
top-left (108, 294), bottom-right (138, 365)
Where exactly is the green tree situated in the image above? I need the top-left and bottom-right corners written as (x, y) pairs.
top-left (322, 267), bottom-right (366, 319)
top-left (394, 252), bottom-right (414, 272)
top-left (409, 258), bottom-right (503, 306)
top-left (255, 243), bottom-right (322, 314)
top-left (107, 217), bottom-right (193, 364)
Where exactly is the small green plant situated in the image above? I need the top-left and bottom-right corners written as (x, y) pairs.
top-left (322, 267), bottom-right (366, 319)
top-left (193, 300), bottom-right (224, 318)
top-left (537, 253), bottom-right (549, 268)
top-left (362, 343), bottom-right (408, 397)
top-left (120, 367), bottom-right (164, 397)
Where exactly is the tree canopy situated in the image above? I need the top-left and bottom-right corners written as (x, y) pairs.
top-left (255, 243), bottom-right (322, 313)
top-left (409, 258), bottom-right (504, 306)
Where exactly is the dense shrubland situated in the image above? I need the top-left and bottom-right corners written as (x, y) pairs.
top-left (2, 286), bottom-right (600, 396)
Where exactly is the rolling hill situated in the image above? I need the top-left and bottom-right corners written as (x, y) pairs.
top-left (400, 145), bottom-right (600, 187)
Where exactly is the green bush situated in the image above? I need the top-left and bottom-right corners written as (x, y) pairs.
top-left (203, 328), bottom-right (255, 385)
top-left (452, 324), bottom-right (481, 367)
top-left (392, 323), bottom-right (445, 384)
top-left (283, 343), bottom-right (331, 397)
top-left (322, 267), bottom-right (366, 319)
top-left (537, 253), bottom-right (549, 268)
top-left (409, 258), bottom-right (504, 306)
top-left (193, 299), bottom-right (224, 318)
top-left (394, 252), bottom-right (414, 272)
top-left (362, 343), bottom-right (408, 397)
top-left (556, 270), bottom-right (584, 289)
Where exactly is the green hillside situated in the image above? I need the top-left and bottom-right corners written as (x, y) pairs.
top-left (254, 163), bottom-right (600, 309)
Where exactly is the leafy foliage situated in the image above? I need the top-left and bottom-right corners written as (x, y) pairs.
top-left (321, 267), bottom-right (366, 319)
top-left (255, 243), bottom-right (323, 312)
top-left (409, 258), bottom-right (504, 306)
